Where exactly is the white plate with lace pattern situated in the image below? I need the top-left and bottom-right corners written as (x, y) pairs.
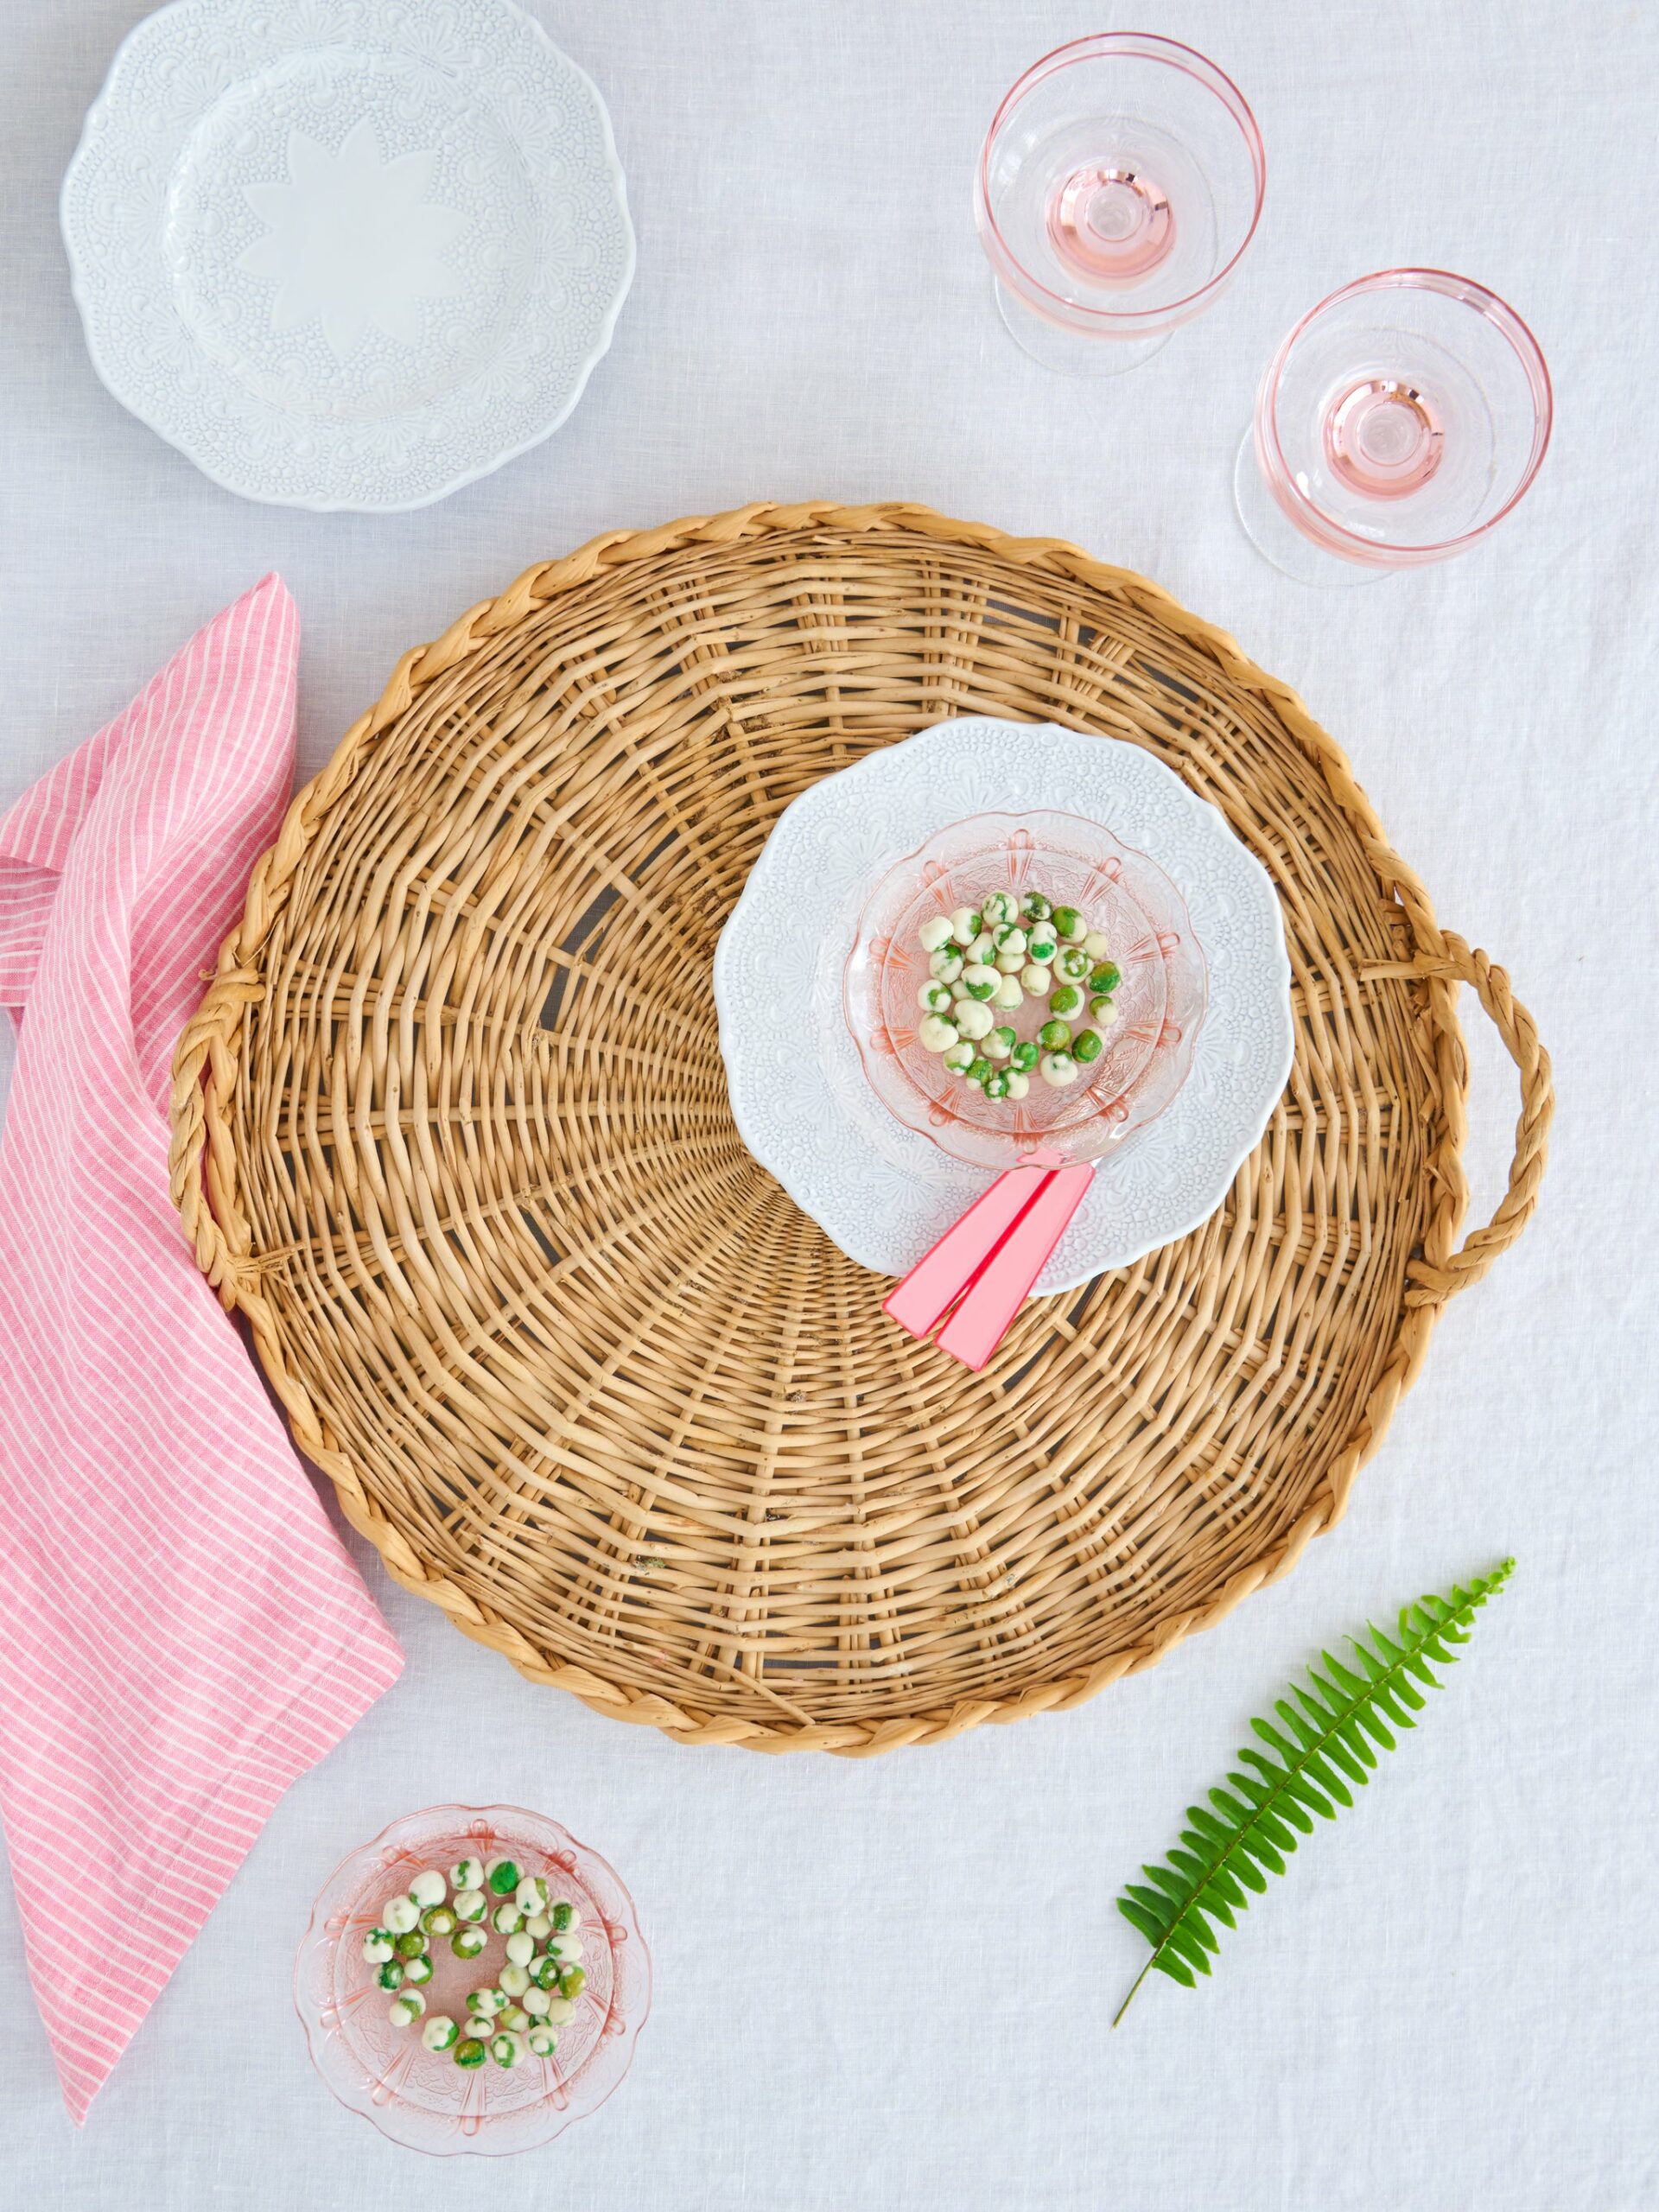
top-left (60, 0), bottom-right (634, 511)
top-left (714, 720), bottom-right (1296, 1294)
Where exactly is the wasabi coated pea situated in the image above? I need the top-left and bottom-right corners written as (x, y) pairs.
top-left (983, 1025), bottom-right (1016, 1061)
top-left (1020, 963), bottom-right (1052, 996)
top-left (1020, 891), bottom-right (1052, 922)
top-left (527, 2024), bottom-right (559, 2058)
top-left (550, 1904), bottom-right (577, 1934)
top-left (452, 1888), bottom-right (487, 1925)
top-left (964, 1055), bottom-right (993, 1086)
top-left (992, 972), bottom-right (1024, 1012)
top-left (982, 890), bottom-right (1019, 926)
top-left (982, 1069), bottom-right (1011, 1100)
top-left (917, 914), bottom-right (955, 954)
top-left (465, 2013), bottom-right (495, 2039)
top-left (961, 963), bottom-right (998, 1001)
top-left (558, 1967), bottom-right (587, 2000)
top-left (1039, 1018), bottom-right (1072, 1051)
top-left (955, 1001), bottom-right (994, 1042)
top-left (499, 1962), bottom-right (531, 1997)
top-left (500, 2004), bottom-right (531, 2033)
top-left (376, 1960), bottom-right (405, 1992)
top-left (454, 2037), bottom-right (486, 2069)
top-left (942, 1040), bottom-right (976, 1076)
top-left (918, 1014), bottom-right (958, 1054)
top-left (930, 946), bottom-right (965, 984)
top-left (394, 1929), bottom-right (426, 1960)
top-left (420, 1904), bottom-right (457, 1938)
top-left (532, 1954), bottom-right (564, 1990)
top-left (1083, 930), bottom-right (1110, 961)
top-left (1088, 962), bottom-right (1121, 995)
top-left (1089, 995), bottom-right (1120, 1027)
top-left (543, 1995), bottom-right (579, 2026)
top-left (1049, 985), bottom-right (1084, 1020)
top-left (1040, 1050), bottom-right (1079, 1087)
top-left (422, 2014), bottom-right (460, 2053)
top-left (388, 1992), bottom-right (426, 2028)
top-left (486, 1857), bottom-right (522, 1897)
top-left (994, 947), bottom-right (1026, 975)
top-left (490, 2031), bottom-right (525, 2070)
top-left (1055, 946), bottom-right (1091, 984)
top-left (491, 1900), bottom-right (522, 1935)
top-left (403, 1952), bottom-right (435, 1986)
top-left (968, 931), bottom-right (996, 964)
top-left (451, 1923), bottom-right (488, 1960)
top-left (1072, 1028), bottom-right (1104, 1065)
top-left (505, 1929), bottom-right (537, 1967)
top-left (992, 922), bottom-right (1027, 958)
top-left (1052, 906), bottom-right (1086, 942)
top-left (524, 1912), bottom-right (552, 1942)
top-left (468, 1986), bottom-right (505, 2019)
top-left (1026, 926), bottom-right (1058, 965)
top-left (383, 1896), bottom-right (420, 1936)
top-left (362, 1929), bottom-right (394, 1965)
top-left (449, 1857), bottom-right (485, 1894)
top-left (408, 1868), bottom-right (448, 1910)
top-left (523, 1985), bottom-right (552, 2018)
top-left (1005, 1070), bottom-right (1031, 1101)
top-left (918, 979), bottom-right (954, 1015)
top-left (948, 906), bottom-right (982, 947)
top-left (1009, 1039), bottom-right (1039, 1073)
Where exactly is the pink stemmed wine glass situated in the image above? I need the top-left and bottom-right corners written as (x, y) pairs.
top-left (1234, 268), bottom-right (1553, 587)
top-left (975, 33), bottom-right (1265, 378)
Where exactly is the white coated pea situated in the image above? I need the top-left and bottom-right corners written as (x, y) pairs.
top-left (917, 914), bottom-right (954, 953)
top-left (954, 1001), bottom-right (994, 1042)
top-left (408, 1869), bottom-right (448, 1910)
top-left (918, 1014), bottom-right (959, 1053)
top-left (982, 891), bottom-right (1018, 926)
top-left (467, 1986), bottom-right (504, 2018)
top-left (382, 1896), bottom-right (420, 1935)
top-left (942, 1041), bottom-right (976, 1075)
top-left (362, 1931), bottom-right (394, 1964)
top-left (547, 1935), bottom-right (584, 1963)
top-left (499, 1961), bottom-right (531, 1996)
top-left (961, 963), bottom-right (998, 1001)
top-left (1083, 930), bottom-right (1110, 960)
top-left (992, 923), bottom-right (1027, 959)
top-left (449, 1858), bottom-right (485, 1894)
top-left (1026, 929), bottom-right (1058, 965)
top-left (918, 979), bottom-right (953, 1014)
top-left (403, 1953), bottom-right (435, 1986)
top-left (388, 1992), bottom-right (426, 2026)
top-left (929, 947), bottom-right (964, 984)
top-left (969, 931), bottom-right (996, 964)
top-left (948, 906), bottom-right (980, 947)
top-left (523, 1985), bottom-right (552, 2017)
top-left (490, 2031), bottom-right (525, 2070)
top-left (528, 2024), bottom-right (559, 2058)
top-left (423, 2015), bottom-right (460, 2051)
top-left (524, 1912), bottom-right (551, 1942)
top-left (994, 949), bottom-right (1024, 974)
top-left (517, 1878), bottom-right (550, 1918)
top-left (992, 974), bottom-right (1024, 1012)
top-left (505, 1930), bottom-right (536, 1966)
top-left (1040, 1051), bottom-right (1079, 1087)
top-left (1020, 964), bottom-right (1052, 996)
top-left (452, 1889), bottom-right (487, 1924)
top-left (982, 1026), bottom-right (1015, 1062)
top-left (491, 1901), bottom-right (522, 1935)
top-left (1090, 996), bottom-right (1120, 1027)
top-left (1005, 1071), bottom-right (1031, 1100)
top-left (465, 2013), bottom-right (495, 2039)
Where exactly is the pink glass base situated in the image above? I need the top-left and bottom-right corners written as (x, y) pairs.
top-left (993, 276), bottom-right (1173, 378)
top-left (1047, 165), bottom-right (1175, 283)
top-left (1232, 430), bottom-right (1384, 589)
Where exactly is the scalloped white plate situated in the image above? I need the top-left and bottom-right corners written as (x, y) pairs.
top-left (60, 0), bottom-right (634, 511)
top-left (714, 719), bottom-right (1295, 1293)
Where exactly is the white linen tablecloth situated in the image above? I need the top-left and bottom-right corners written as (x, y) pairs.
top-left (2, 2), bottom-right (1654, 2206)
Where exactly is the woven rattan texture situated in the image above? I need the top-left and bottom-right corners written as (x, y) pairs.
top-left (168, 503), bottom-right (1551, 1755)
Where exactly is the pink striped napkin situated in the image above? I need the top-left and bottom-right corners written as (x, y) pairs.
top-left (0, 576), bottom-right (401, 2123)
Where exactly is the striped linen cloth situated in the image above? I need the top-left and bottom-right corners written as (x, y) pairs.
top-left (0, 576), bottom-right (401, 2122)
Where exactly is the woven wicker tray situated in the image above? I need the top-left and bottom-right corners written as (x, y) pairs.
top-left (168, 502), bottom-right (1551, 1755)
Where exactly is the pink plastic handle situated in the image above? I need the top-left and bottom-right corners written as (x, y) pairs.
top-left (883, 1163), bottom-right (1052, 1338)
top-left (935, 1163), bottom-right (1094, 1370)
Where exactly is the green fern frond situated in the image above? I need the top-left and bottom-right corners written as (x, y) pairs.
top-left (1113, 1558), bottom-right (1515, 2025)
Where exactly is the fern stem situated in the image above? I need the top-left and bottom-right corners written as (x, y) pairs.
top-left (1110, 1953), bottom-right (1157, 2030)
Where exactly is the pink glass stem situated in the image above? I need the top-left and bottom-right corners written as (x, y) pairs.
top-left (883, 1162), bottom-right (1054, 1339)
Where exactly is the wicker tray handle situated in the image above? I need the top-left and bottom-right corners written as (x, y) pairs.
top-left (1363, 931), bottom-right (1552, 1308)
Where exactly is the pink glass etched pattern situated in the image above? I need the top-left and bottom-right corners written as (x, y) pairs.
top-left (844, 810), bottom-right (1207, 1173)
top-left (975, 34), bottom-right (1265, 378)
top-left (294, 1804), bottom-right (650, 2158)
top-left (1235, 267), bottom-right (1552, 583)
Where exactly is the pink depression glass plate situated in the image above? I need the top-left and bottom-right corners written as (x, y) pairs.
top-left (844, 810), bottom-right (1207, 1172)
top-left (295, 1803), bottom-right (650, 2157)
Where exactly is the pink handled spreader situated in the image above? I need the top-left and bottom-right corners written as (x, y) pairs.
top-left (884, 1157), bottom-right (1095, 1370)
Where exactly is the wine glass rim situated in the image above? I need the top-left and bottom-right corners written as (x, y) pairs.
top-left (976, 32), bottom-right (1267, 327)
top-left (1255, 266), bottom-right (1554, 558)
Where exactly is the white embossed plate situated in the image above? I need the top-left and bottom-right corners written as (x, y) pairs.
top-left (713, 719), bottom-right (1295, 1292)
top-left (60, 0), bottom-right (634, 511)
